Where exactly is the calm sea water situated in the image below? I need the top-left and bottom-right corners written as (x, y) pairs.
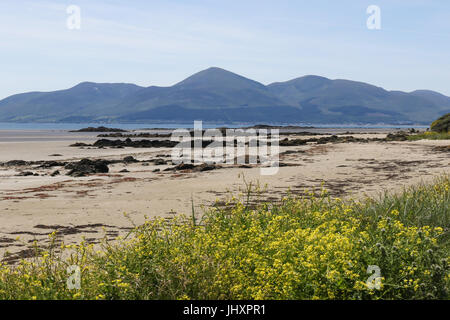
top-left (0, 122), bottom-right (429, 131)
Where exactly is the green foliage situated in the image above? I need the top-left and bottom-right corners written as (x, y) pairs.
top-left (407, 131), bottom-right (450, 140)
top-left (431, 113), bottom-right (450, 133)
top-left (0, 177), bottom-right (449, 300)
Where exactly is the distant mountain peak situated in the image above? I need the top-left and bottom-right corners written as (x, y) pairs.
top-left (174, 67), bottom-right (266, 90)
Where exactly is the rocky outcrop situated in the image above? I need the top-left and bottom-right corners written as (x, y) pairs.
top-left (65, 159), bottom-right (109, 177)
top-left (92, 138), bottom-right (178, 148)
top-left (70, 127), bottom-right (128, 133)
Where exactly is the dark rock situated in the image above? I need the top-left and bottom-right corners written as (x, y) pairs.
top-left (193, 163), bottom-right (218, 172)
top-left (65, 159), bottom-right (109, 177)
top-left (16, 171), bottom-right (34, 176)
top-left (123, 156), bottom-right (137, 163)
top-left (385, 132), bottom-right (409, 141)
top-left (164, 163), bottom-right (219, 172)
top-left (91, 138), bottom-right (178, 149)
top-left (70, 126), bottom-right (128, 133)
top-left (152, 158), bottom-right (167, 165)
top-left (174, 163), bottom-right (195, 171)
top-left (51, 170), bottom-right (60, 176)
top-left (6, 160), bottom-right (28, 166)
top-left (37, 161), bottom-right (65, 169)
top-left (119, 169), bottom-right (129, 173)
top-left (70, 142), bottom-right (90, 147)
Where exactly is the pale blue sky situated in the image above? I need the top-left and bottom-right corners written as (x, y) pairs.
top-left (0, 0), bottom-right (449, 99)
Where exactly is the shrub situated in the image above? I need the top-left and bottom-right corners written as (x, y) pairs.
top-left (431, 113), bottom-right (450, 133)
top-left (0, 177), bottom-right (449, 300)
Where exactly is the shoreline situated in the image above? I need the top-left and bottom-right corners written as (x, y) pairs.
top-left (0, 128), bottom-right (448, 264)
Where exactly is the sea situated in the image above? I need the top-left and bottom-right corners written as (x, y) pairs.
top-left (0, 122), bottom-right (430, 131)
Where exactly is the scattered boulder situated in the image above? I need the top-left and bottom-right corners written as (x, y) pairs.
top-left (65, 159), bottom-right (109, 177)
top-left (194, 163), bottom-right (218, 172)
top-left (16, 171), bottom-right (34, 176)
top-left (152, 158), bottom-right (167, 165)
top-left (173, 163), bottom-right (195, 171)
top-left (385, 132), bottom-right (409, 141)
top-left (123, 156), bottom-right (138, 163)
top-left (280, 138), bottom-right (308, 146)
top-left (6, 160), bottom-right (28, 166)
top-left (164, 163), bottom-right (219, 172)
top-left (91, 138), bottom-right (177, 149)
top-left (37, 161), bottom-right (65, 169)
top-left (70, 142), bottom-right (90, 147)
top-left (51, 170), bottom-right (60, 176)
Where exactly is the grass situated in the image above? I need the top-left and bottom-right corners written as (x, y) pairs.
top-left (0, 176), bottom-right (449, 300)
top-left (407, 131), bottom-right (450, 141)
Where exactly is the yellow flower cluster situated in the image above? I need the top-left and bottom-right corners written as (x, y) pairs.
top-left (0, 176), bottom-right (448, 300)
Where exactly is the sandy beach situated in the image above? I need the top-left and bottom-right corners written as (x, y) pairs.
top-left (0, 128), bottom-right (449, 263)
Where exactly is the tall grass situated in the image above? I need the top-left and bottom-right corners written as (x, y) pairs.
top-left (0, 176), bottom-right (449, 300)
top-left (407, 131), bottom-right (450, 141)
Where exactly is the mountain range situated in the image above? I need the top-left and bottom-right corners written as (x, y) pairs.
top-left (1, 67), bottom-right (449, 124)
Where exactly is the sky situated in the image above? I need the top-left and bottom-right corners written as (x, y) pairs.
top-left (0, 0), bottom-right (449, 99)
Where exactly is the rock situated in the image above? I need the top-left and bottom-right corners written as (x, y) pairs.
top-left (193, 163), bottom-right (217, 172)
top-left (37, 161), bottom-right (65, 169)
top-left (6, 160), bottom-right (28, 166)
top-left (70, 142), bottom-right (90, 147)
top-left (164, 163), bottom-right (219, 172)
top-left (51, 170), bottom-right (60, 176)
top-left (152, 169), bottom-right (160, 173)
top-left (70, 126), bottom-right (128, 133)
top-left (280, 138), bottom-right (308, 146)
top-left (385, 132), bottom-right (409, 141)
top-left (123, 156), bottom-right (137, 163)
top-left (16, 171), bottom-right (34, 176)
top-left (119, 169), bottom-right (129, 173)
top-left (316, 135), bottom-right (339, 144)
top-left (153, 158), bottom-right (167, 165)
top-left (65, 159), bottom-right (109, 177)
top-left (91, 139), bottom-right (178, 149)
top-left (174, 163), bottom-right (196, 171)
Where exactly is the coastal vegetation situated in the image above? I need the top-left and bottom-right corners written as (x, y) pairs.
top-left (0, 176), bottom-right (448, 300)
top-left (431, 113), bottom-right (450, 133)
top-left (407, 131), bottom-right (450, 141)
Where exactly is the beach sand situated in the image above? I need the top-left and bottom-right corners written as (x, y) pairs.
top-left (0, 129), bottom-right (448, 263)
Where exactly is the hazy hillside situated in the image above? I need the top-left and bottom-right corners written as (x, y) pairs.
top-left (268, 76), bottom-right (450, 123)
top-left (0, 82), bottom-right (143, 122)
top-left (0, 67), bottom-right (449, 124)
